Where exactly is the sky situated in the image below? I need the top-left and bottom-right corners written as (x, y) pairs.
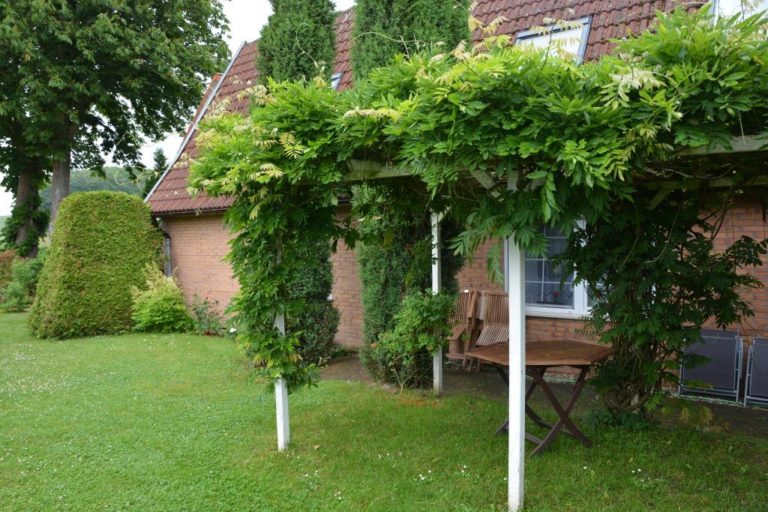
top-left (0, 0), bottom-right (356, 217)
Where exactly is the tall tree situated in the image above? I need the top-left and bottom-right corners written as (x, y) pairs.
top-left (0, 0), bottom-right (230, 231)
top-left (352, 0), bottom-right (470, 80)
top-left (257, 0), bottom-right (337, 83)
top-left (0, 133), bottom-right (49, 257)
top-left (142, 149), bottom-right (169, 198)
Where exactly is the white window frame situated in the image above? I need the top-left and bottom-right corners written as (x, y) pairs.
top-left (330, 72), bottom-right (343, 90)
top-left (714, 0), bottom-right (768, 19)
top-left (515, 16), bottom-right (592, 64)
top-left (525, 222), bottom-right (590, 320)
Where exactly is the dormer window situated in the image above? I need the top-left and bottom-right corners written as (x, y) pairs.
top-left (715, 0), bottom-right (768, 19)
top-left (515, 16), bottom-right (592, 64)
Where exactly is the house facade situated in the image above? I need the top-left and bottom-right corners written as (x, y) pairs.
top-left (146, 0), bottom-right (768, 349)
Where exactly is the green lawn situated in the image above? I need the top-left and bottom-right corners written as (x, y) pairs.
top-left (1, 312), bottom-right (766, 511)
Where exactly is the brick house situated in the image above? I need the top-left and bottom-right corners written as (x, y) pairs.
top-left (146, 0), bottom-right (768, 349)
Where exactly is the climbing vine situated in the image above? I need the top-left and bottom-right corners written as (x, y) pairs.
top-left (190, 8), bottom-right (768, 392)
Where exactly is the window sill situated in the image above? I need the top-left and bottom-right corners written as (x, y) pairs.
top-left (525, 308), bottom-right (589, 321)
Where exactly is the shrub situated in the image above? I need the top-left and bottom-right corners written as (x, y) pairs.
top-left (131, 266), bottom-right (192, 333)
top-left (190, 294), bottom-right (225, 336)
top-left (0, 249), bottom-right (15, 290)
top-left (287, 301), bottom-right (341, 365)
top-left (353, 183), bottom-right (464, 380)
top-left (0, 250), bottom-right (46, 312)
top-left (285, 240), bottom-right (340, 365)
top-left (562, 189), bottom-right (767, 418)
top-left (364, 291), bottom-right (454, 391)
top-left (29, 191), bottom-right (162, 338)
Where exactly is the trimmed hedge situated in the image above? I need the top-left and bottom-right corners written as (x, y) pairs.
top-left (30, 192), bottom-right (162, 339)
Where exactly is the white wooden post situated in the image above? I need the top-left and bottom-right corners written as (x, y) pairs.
top-left (506, 169), bottom-right (526, 510)
top-left (274, 308), bottom-right (290, 451)
top-left (506, 237), bottom-right (526, 511)
top-left (431, 211), bottom-right (443, 395)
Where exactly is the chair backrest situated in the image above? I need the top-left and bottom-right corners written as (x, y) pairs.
top-left (472, 291), bottom-right (509, 347)
top-left (479, 291), bottom-right (508, 325)
top-left (746, 338), bottom-right (768, 406)
top-left (680, 329), bottom-right (742, 401)
top-left (451, 290), bottom-right (475, 324)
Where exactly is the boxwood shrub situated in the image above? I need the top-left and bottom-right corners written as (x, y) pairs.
top-left (30, 192), bottom-right (162, 338)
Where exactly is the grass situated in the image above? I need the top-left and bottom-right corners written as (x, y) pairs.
top-left (1, 312), bottom-right (767, 511)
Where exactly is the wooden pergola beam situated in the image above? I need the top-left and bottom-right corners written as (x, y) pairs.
top-left (679, 133), bottom-right (768, 156)
top-left (644, 175), bottom-right (768, 191)
top-left (345, 159), bottom-right (412, 182)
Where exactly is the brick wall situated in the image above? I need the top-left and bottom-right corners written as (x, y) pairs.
top-left (163, 215), bottom-right (238, 314)
top-left (162, 198), bottom-right (767, 348)
top-left (331, 239), bottom-right (364, 348)
top-left (162, 212), bottom-right (365, 349)
top-left (710, 198), bottom-right (768, 338)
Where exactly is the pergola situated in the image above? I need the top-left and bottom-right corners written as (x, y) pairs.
top-left (266, 135), bottom-right (768, 511)
top-left (187, 12), bottom-right (768, 509)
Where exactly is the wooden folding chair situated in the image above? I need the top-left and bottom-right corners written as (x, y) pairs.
top-left (446, 290), bottom-right (479, 363)
top-left (464, 291), bottom-right (509, 370)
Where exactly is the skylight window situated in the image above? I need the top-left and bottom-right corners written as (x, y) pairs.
top-left (515, 16), bottom-right (592, 64)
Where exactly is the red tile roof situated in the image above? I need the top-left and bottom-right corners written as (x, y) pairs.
top-left (148, 1), bottom-right (674, 216)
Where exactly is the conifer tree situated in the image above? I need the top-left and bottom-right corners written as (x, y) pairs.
top-left (352, 0), bottom-right (470, 384)
top-left (352, 0), bottom-right (470, 80)
top-left (257, 0), bottom-right (337, 83)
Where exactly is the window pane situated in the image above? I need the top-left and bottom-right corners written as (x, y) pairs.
top-left (544, 261), bottom-right (572, 283)
top-left (526, 283), bottom-right (543, 304)
top-left (525, 259), bottom-right (543, 280)
top-left (525, 226), bottom-right (575, 308)
top-left (717, 0), bottom-right (768, 17)
top-left (547, 237), bottom-right (568, 257)
top-left (516, 25), bottom-right (588, 62)
top-left (542, 283), bottom-right (573, 306)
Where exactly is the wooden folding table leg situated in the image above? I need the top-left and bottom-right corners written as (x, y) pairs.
top-left (524, 368), bottom-right (552, 430)
top-left (529, 367), bottom-right (591, 456)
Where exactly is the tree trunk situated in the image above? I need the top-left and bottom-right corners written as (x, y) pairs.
top-left (49, 152), bottom-right (71, 235)
top-left (13, 167), bottom-right (37, 256)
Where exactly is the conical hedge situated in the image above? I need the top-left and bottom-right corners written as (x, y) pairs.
top-left (30, 191), bottom-right (162, 339)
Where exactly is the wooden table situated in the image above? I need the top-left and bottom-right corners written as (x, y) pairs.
top-left (465, 340), bottom-right (614, 456)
